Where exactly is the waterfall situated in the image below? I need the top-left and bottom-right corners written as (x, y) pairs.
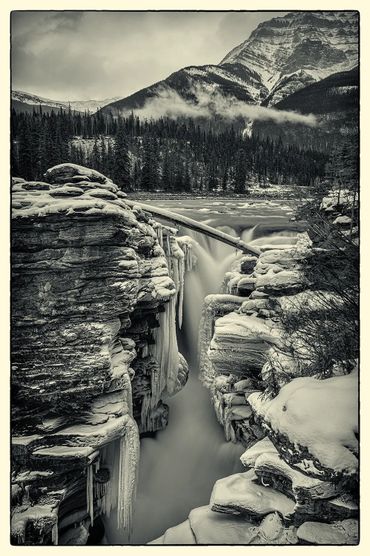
top-left (180, 229), bottom-right (239, 357)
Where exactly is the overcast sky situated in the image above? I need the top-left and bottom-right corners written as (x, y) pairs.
top-left (11, 11), bottom-right (286, 101)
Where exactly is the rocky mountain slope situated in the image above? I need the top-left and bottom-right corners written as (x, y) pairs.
top-left (11, 90), bottom-right (119, 114)
top-left (222, 11), bottom-right (358, 105)
top-left (100, 11), bottom-right (358, 116)
top-left (253, 65), bottom-right (359, 151)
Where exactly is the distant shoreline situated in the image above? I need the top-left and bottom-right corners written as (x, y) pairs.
top-left (126, 187), bottom-right (308, 202)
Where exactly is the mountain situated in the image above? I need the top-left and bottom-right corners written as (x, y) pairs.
top-left (222, 11), bottom-right (358, 105)
top-left (11, 90), bottom-right (120, 114)
top-left (253, 66), bottom-right (359, 151)
top-left (100, 11), bottom-right (358, 116)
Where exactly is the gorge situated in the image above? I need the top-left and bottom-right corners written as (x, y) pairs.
top-left (11, 163), bottom-right (358, 545)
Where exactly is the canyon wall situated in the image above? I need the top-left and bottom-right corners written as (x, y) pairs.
top-left (11, 164), bottom-right (189, 545)
top-left (154, 214), bottom-right (358, 544)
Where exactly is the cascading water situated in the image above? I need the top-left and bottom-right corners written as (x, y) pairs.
top-left (104, 198), bottom-right (303, 545)
top-left (180, 230), bottom-right (240, 355)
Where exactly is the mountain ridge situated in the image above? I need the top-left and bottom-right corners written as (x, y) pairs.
top-left (11, 90), bottom-right (120, 114)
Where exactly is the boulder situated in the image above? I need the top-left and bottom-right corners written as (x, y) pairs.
top-left (210, 470), bottom-right (295, 519)
top-left (162, 520), bottom-right (196, 544)
top-left (44, 163), bottom-right (117, 188)
top-left (240, 437), bottom-right (277, 468)
top-left (248, 370), bottom-right (358, 483)
top-left (297, 519), bottom-right (358, 545)
top-left (188, 505), bottom-right (257, 544)
top-left (208, 313), bottom-right (281, 376)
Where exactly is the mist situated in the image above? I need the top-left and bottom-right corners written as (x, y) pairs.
top-left (133, 85), bottom-right (318, 127)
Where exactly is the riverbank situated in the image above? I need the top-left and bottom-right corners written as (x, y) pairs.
top-left (127, 184), bottom-right (309, 202)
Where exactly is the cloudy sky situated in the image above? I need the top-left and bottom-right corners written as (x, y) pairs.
top-left (11, 11), bottom-right (286, 101)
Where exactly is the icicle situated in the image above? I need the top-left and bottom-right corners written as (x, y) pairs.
top-left (177, 256), bottom-right (184, 329)
top-left (140, 392), bottom-right (154, 432)
top-left (117, 417), bottom-right (140, 539)
top-left (100, 440), bottom-right (119, 519)
top-left (23, 485), bottom-right (31, 505)
top-left (86, 465), bottom-right (94, 526)
top-left (177, 235), bottom-right (198, 271)
top-left (100, 416), bottom-right (140, 540)
top-left (149, 358), bottom-right (160, 410)
top-left (121, 369), bottom-right (133, 416)
top-left (156, 225), bottom-right (164, 249)
top-left (166, 237), bottom-right (185, 329)
top-left (51, 522), bottom-right (58, 546)
top-left (150, 294), bottom-right (180, 403)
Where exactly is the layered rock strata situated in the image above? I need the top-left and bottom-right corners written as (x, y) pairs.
top-left (154, 226), bottom-right (358, 545)
top-left (11, 164), bottom-right (189, 545)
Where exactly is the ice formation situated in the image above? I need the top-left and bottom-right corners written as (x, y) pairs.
top-left (86, 464), bottom-right (94, 526)
top-left (52, 522), bottom-right (59, 545)
top-left (140, 392), bottom-right (156, 432)
top-left (150, 294), bottom-right (180, 403)
top-left (147, 225), bottom-right (193, 411)
top-left (177, 235), bottom-right (198, 271)
top-left (167, 236), bottom-right (185, 329)
top-left (155, 225), bottom-right (188, 329)
top-left (100, 415), bottom-right (140, 537)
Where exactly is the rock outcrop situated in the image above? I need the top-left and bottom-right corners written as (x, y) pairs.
top-left (11, 164), bottom-right (189, 545)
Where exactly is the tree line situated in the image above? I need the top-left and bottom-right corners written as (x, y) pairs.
top-left (11, 108), bottom-right (329, 192)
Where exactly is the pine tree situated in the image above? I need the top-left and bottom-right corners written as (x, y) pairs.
top-left (234, 148), bottom-right (247, 193)
top-left (183, 161), bottom-right (192, 192)
top-left (113, 122), bottom-right (131, 190)
top-left (90, 138), bottom-right (101, 170)
top-left (207, 160), bottom-right (218, 191)
top-left (161, 148), bottom-right (172, 191)
top-left (106, 140), bottom-right (114, 179)
top-left (222, 165), bottom-right (229, 192)
top-left (17, 118), bottom-right (34, 180)
top-left (132, 160), bottom-right (141, 190)
top-left (141, 138), bottom-right (159, 190)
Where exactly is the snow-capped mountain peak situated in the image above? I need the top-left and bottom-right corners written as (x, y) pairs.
top-left (12, 90), bottom-right (121, 114)
top-left (220, 11), bottom-right (358, 104)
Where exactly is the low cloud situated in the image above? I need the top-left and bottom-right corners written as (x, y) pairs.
top-left (133, 85), bottom-right (318, 127)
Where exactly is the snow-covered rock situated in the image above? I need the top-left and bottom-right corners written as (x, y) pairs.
top-left (208, 312), bottom-right (281, 376)
top-left (297, 519), bottom-right (358, 545)
top-left (248, 370), bottom-right (358, 482)
top-left (210, 469), bottom-right (296, 519)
